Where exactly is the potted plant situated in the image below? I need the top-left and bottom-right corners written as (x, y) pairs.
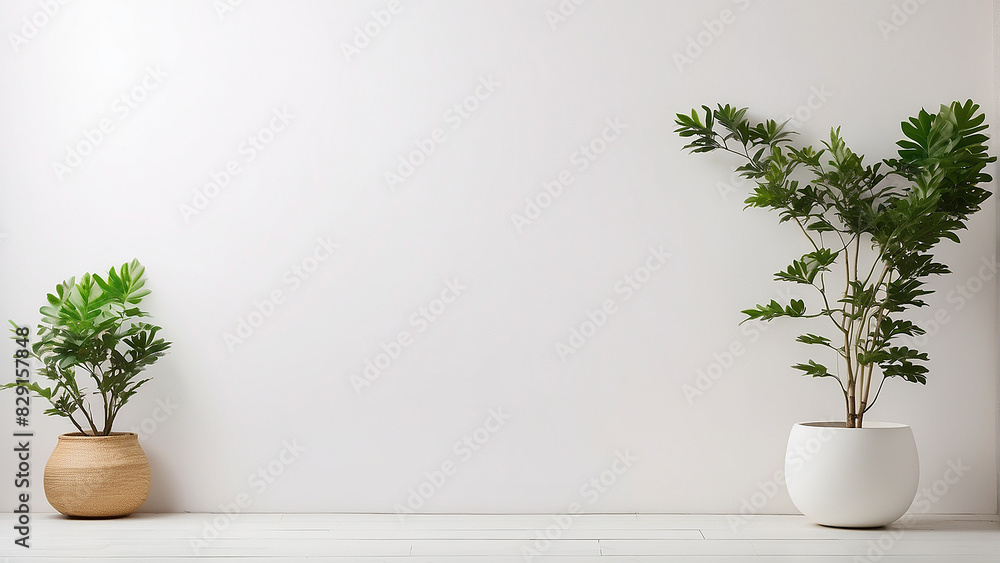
top-left (3, 259), bottom-right (171, 517)
top-left (674, 100), bottom-right (995, 527)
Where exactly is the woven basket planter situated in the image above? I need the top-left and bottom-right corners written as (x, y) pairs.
top-left (44, 432), bottom-right (151, 518)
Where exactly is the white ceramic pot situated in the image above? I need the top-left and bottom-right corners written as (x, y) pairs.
top-left (784, 422), bottom-right (919, 528)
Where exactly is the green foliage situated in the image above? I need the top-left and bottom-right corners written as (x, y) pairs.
top-left (675, 100), bottom-right (995, 426)
top-left (774, 249), bottom-right (839, 285)
top-left (3, 260), bottom-right (171, 435)
top-left (742, 299), bottom-right (806, 322)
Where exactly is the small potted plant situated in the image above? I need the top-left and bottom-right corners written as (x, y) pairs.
top-left (4, 259), bottom-right (171, 517)
top-left (674, 100), bottom-right (994, 527)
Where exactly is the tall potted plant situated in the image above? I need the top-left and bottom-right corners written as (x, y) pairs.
top-left (4, 259), bottom-right (171, 517)
top-left (674, 100), bottom-right (995, 527)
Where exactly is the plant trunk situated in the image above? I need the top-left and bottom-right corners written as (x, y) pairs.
top-left (847, 393), bottom-right (857, 428)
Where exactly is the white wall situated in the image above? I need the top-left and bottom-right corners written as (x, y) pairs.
top-left (1, 0), bottom-right (996, 515)
top-left (994, 0), bottom-right (999, 517)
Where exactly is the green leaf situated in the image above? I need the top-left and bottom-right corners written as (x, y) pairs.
top-left (796, 333), bottom-right (834, 349)
top-left (786, 299), bottom-right (806, 316)
top-left (741, 300), bottom-right (787, 323)
top-left (878, 319), bottom-right (926, 341)
top-left (882, 364), bottom-right (928, 384)
top-left (774, 249), bottom-right (839, 285)
top-left (792, 360), bottom-right (835, 379)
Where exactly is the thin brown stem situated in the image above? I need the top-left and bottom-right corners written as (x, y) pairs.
top-left (792, 217), bottom-right (821, 253)
top-left (67, 412), bottom-right (86, 434)
top-left (842, 241), bottom-right (858, 426)
top-left (81, 405), bottom-right (99, 435)
top-left (854, 235), bottom-right (861, 291)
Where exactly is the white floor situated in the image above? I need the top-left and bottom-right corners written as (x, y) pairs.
top-left (0, 513), bottom-right (997, 562)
